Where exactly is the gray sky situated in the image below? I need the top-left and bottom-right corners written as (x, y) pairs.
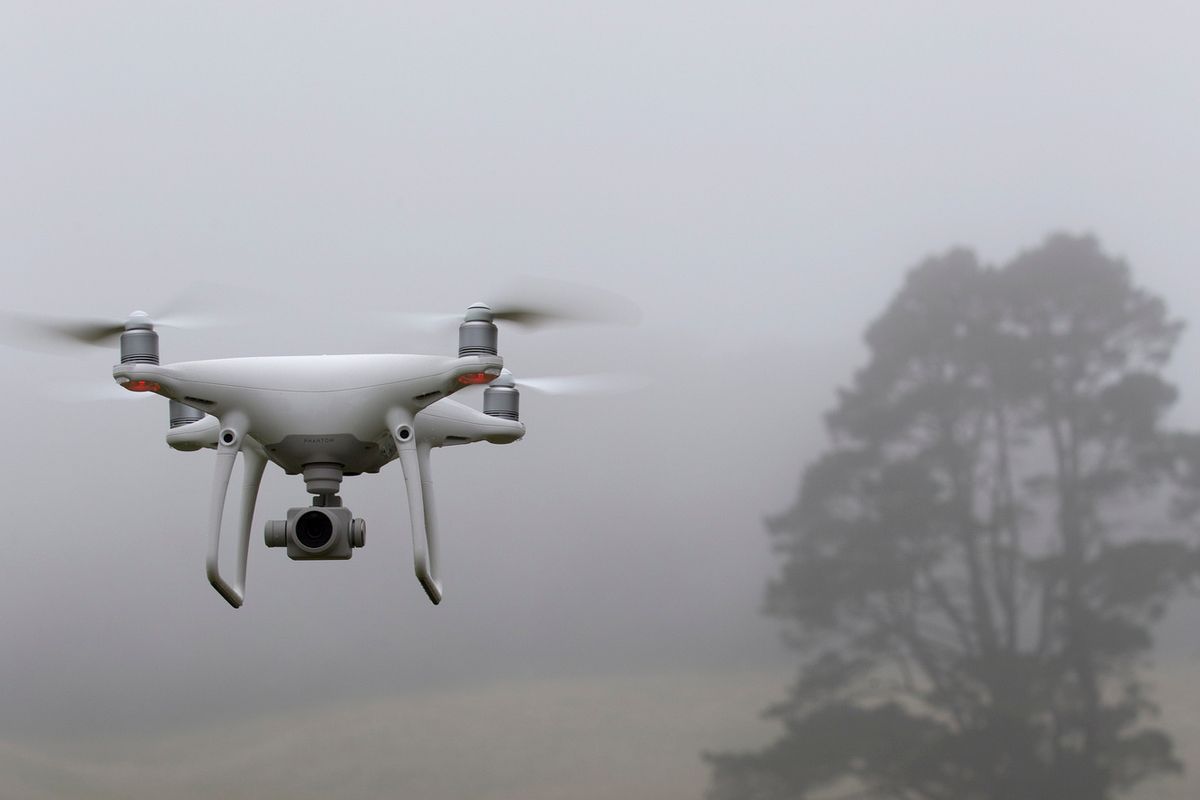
top-left (3, 3), bottom-right (1200, 798)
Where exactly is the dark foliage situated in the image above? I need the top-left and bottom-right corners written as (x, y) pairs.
top-left (707, 234), bottom-right (1198, 800)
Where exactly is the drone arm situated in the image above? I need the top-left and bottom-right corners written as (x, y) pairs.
top-left (388, 409), bottom-right (442, 605)
top-left (204, 413), bottom-right (265, 609)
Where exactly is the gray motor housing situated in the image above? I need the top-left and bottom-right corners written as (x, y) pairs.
top-left (120, 312), bottom-right (159, 364)
top-left (169, 399), bottom-right (206, 429)
top-left (483, 367), bottom-right (519, 420)
top-left (458, 303), bottom-right (498, 356)
top-left (265, 506), bottom-right (366, 560)
top-left (483, 384), bottom-right (519, 420)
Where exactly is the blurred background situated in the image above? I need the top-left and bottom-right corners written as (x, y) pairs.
top-left (2, 3), bottom-right (1199, 798)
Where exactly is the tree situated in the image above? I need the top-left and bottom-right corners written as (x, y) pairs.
top-left (706, 234), bottom-right (1199, 800)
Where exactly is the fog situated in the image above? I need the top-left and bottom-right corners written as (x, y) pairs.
top-left (3, 3), bottom-right (1200, 798)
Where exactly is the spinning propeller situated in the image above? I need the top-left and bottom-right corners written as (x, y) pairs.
top-left (473, 368), bottom-right (646, 422)
top-left (2, 308), bottom-right (218, 348)
top-left (0, 282), bottom-right (251, 353)
top-left (385, 276), bottom-right (641, 333)
top-left (507, 372), bottom-right (648, 395)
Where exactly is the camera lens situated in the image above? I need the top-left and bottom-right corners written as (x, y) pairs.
top-left (295, 510), bottom-right (334, 550)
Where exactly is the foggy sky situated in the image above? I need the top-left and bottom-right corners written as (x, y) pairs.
top-left (3, 3), bottom-right (1200, 798)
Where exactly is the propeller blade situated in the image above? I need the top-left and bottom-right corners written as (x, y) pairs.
top-left (384, 311), bottom-right (466, 332)
top-left (0, 281), bottom-right (258, 353)
top-left (0, 312), bottom-right (128, 348)
top-left (153, 312), bottom-right (231, 331)
top-left (152, 282), bottom-right (257, 329)
top-left (514, 373), bottom-right (649, 395)
top-left (378, 278), bottom-right (640, 333)
top-left (488, 276), bottom-right (641, 329)
top-left (487, 304), bottom-right (605, 329)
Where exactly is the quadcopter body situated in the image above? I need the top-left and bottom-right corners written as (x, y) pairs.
top-left (109, 304), bottom-right (530, 608)
top-left (119, 352), bottom-right (510, 472)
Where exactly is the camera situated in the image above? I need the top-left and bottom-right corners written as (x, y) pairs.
top-left (265, 503), bottom-right (365, 560)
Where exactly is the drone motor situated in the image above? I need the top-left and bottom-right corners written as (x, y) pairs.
top-left (458, 303), bottom-right (498, 356)
top-left (483, 369), bottom-right (519, 421)
top-left (169, 399), bottom-right (206, 429)
top-left (120, 311), bottom-right (159, 365)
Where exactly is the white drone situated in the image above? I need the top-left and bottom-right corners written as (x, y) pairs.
top-left (8, 294), bottom-right (628, 608)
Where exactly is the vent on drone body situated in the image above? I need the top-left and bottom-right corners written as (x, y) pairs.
top-left (483, 369), bottom-right (519, 421)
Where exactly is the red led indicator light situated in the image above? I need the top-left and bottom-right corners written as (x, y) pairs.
top-left (457, 372), bottom-right (495, 386)
top-left (123, 379), bottom-right (161, 393)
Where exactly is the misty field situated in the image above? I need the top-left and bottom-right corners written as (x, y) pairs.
top-left (1, 657), bottom-right (1198, 800)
